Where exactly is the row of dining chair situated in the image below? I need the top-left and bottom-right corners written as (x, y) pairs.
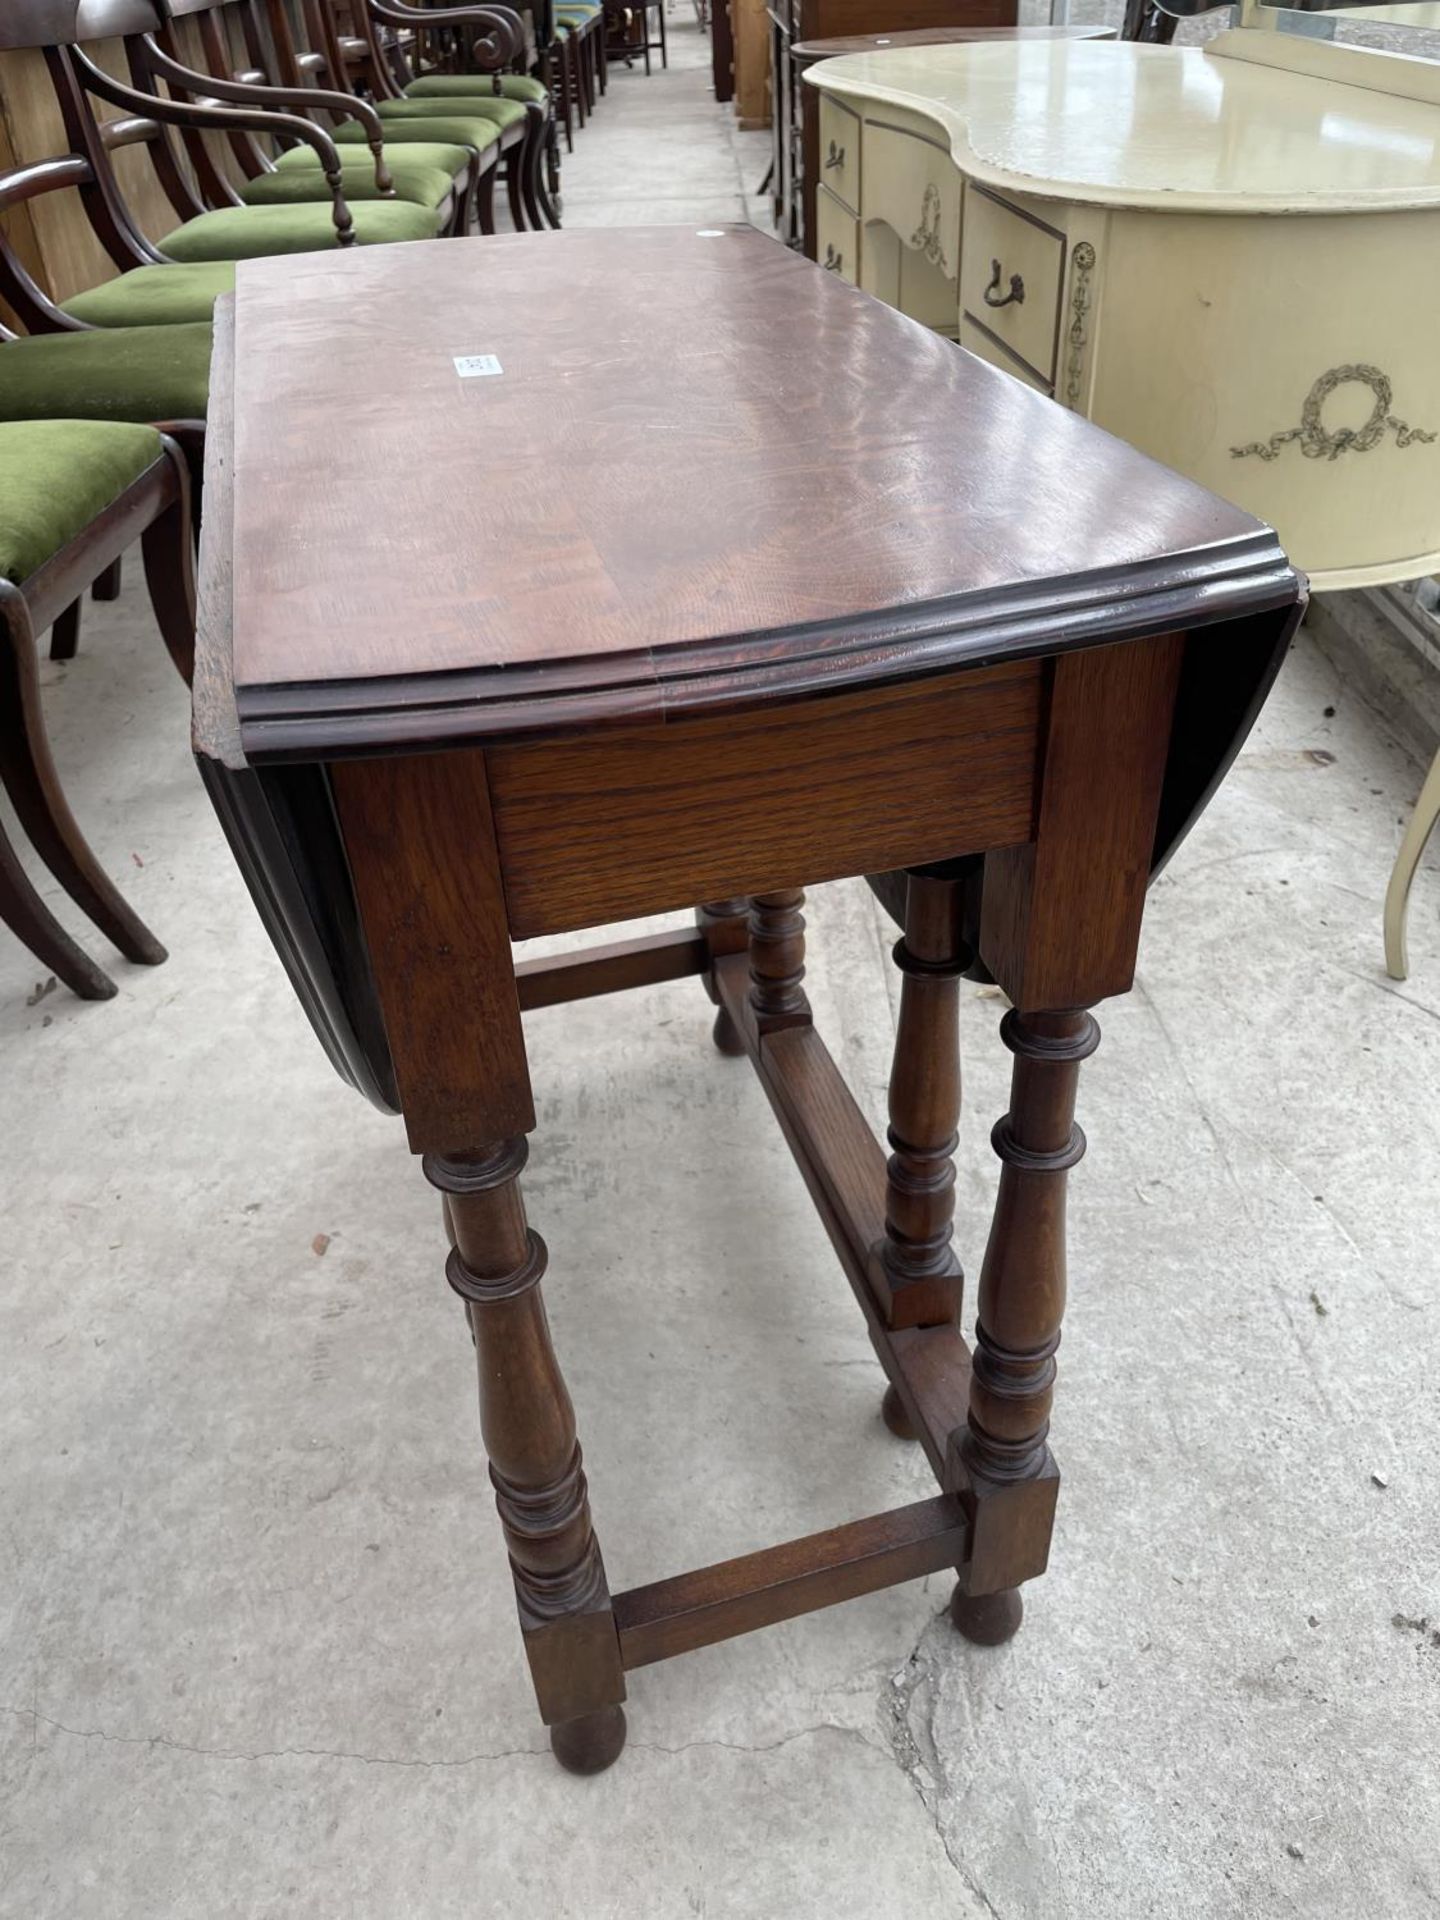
top-left (0, 0), bottom-right (579, 996)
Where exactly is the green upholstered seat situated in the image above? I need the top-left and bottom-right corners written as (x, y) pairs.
top-left (493, 74), bottom-right (549, 103)
top-left (0, 419), bottom-right (162, 586)
top-left (61, 262), bottom-right (235, 329)
top-left (159, 199), bottom-right (439, 261)
top-left (403, 72), bottom-right (548, 104)
top-left (393, 84), bottom-right (529, 128)
top-left (331, 114), bottom-right (502, 154)
top-left (0, 325), bottom-right (211, 427)
top-left (248, 142), bottom-right (467, 209)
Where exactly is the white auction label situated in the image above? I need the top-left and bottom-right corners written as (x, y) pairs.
top-left (453, 354), bottom-right (503, 378)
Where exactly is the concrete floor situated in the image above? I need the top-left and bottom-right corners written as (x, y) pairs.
top-left (4, 19), bottom-right (1440, 1919)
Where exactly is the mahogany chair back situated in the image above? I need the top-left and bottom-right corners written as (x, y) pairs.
top-left (325, 0), bottom-right (528, 99)
top-left (0, 0), bottom-right (357, 323)
top-left (153, 0), bottom-right (429, 209)
top-left (0, 125), bottom-right (157, 338)
top-left (0, 1), bottom-right (179, 337)
top-left (326, 0), bottom-right (418, 102)
top-left (0, 1), bottom-right (83, 50)
top-left (0, 0), bottom-right (184, 47)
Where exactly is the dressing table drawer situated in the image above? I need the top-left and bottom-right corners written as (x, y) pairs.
top-left (959, 316), bottom-right (1051, 395)
top-left (960, 187), bottom-right (1066, 390)
top-left (817, 96), bottom-right (860, 215)
top-left (862, 120), bottom-right (961, 283)
top-left (815, 184), bottom-right (858, 285)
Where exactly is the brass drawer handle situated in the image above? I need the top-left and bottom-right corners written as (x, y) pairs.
top-left (822, 243), bottom-right (843, 272)
top-left (983, 258), bottom-right (1025, 308)
top-left (825, 140), bottom-right (846, 169)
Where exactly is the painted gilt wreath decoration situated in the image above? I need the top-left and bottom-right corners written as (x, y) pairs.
top-left (909, 183), bottom-right (947, 274)
top-left (1232, 364), bottom-right (1437, 462)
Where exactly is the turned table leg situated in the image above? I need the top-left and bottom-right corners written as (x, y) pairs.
top-left (425, 1141), bottom-right (627, 1774)
top-left (873, 870), bottom-right (970, 1386)
top-left (749, 889), bottom-right (809, 1032)
top-left (949, 1006), bottom-right (1099, 1646)
top-left (695, 898), bottom-right (750, 1054)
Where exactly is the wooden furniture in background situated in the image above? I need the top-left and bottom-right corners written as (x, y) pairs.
top-left (0, 1), bottom-right (279, 309)
top-left (734, 0), bottom-right (773, 126)
top-left (806, 30), bottom-right (1440, 590)
top-left (786, 23), bottom-right (1107, 255)
top-left (194, 227), bottom-right (1303, 1772)
top-left (766, 0), bottom-right (1017, 243)
top-left (606, 0), bottom-right (667, 72)
top-left (711, 0), bottom-right (735, 98)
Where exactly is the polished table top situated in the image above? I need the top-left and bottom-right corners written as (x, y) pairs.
top-left (807, 35), bottom-right (1440, 212)
top-left (196, 226), bottom-right (1303, 1121)
top-left (221, 226), bottom-right (1286, 760)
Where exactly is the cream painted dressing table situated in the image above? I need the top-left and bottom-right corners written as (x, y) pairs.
top-left (806, 23), bottom-right (1440, 593)
top-left (808, 5), bottom-right (1440, 971)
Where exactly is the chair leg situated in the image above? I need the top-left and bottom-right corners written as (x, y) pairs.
top-left (444, 168), bottom-right (471, 238)
top-left (643, 11), bottom-right (651, 75)
top-left (504, 147), bottom-right (527, 232)
top-left (140, 445), bottom-right (197, 687)
top-left (0, 587), bottom-right (166, 968)
top-left (0, 814), bottom-right (116, 1000)
top-left (523, 105), bottom-right (557, 230)
top-left (49, 599), bottom-right (82, 664)
top-left (557, 41), bottom-right (574, 152)
top-left (425, 1141), bottom-right (628, 1774)
top-left (658, 0), bottom-right (667, 67)
top-left (91, 557), bottom-right (122, 603)
top-left (540, 48), bottom-right (569, 166)
top-left (1384, 743), bottom-right (1440, 981)
top-left (461, 156), bottom-right (481, 236)
top-left (476, 159), bottom-right (497, 235)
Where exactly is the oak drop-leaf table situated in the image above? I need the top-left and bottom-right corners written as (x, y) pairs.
top-left (194, 227), bottom-right (1304, 1774)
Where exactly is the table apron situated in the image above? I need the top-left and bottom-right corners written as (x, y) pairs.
top-left (487, 659), bottom-right (1044, 939)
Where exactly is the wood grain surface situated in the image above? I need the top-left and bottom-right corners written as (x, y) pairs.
top-left (226, 226), bottom-right (1273, 713)
top-left (487, 659), bottom-right (1041, 935)
top-left (795, 0), bottom-right (1013, 37)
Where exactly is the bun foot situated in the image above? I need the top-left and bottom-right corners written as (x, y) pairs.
top-left (949, 1584), bottom-right (1024, 1647)
top-left (711, 1007), bottom-right (746, 1057)
top-left (549, 1704), bottom-right (627, 1775)
top-left (880, 1382), bottom-right (918, 1441)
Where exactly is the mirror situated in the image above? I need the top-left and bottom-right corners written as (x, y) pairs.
top-left (1132, 0), bottom-right (1440, 59)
